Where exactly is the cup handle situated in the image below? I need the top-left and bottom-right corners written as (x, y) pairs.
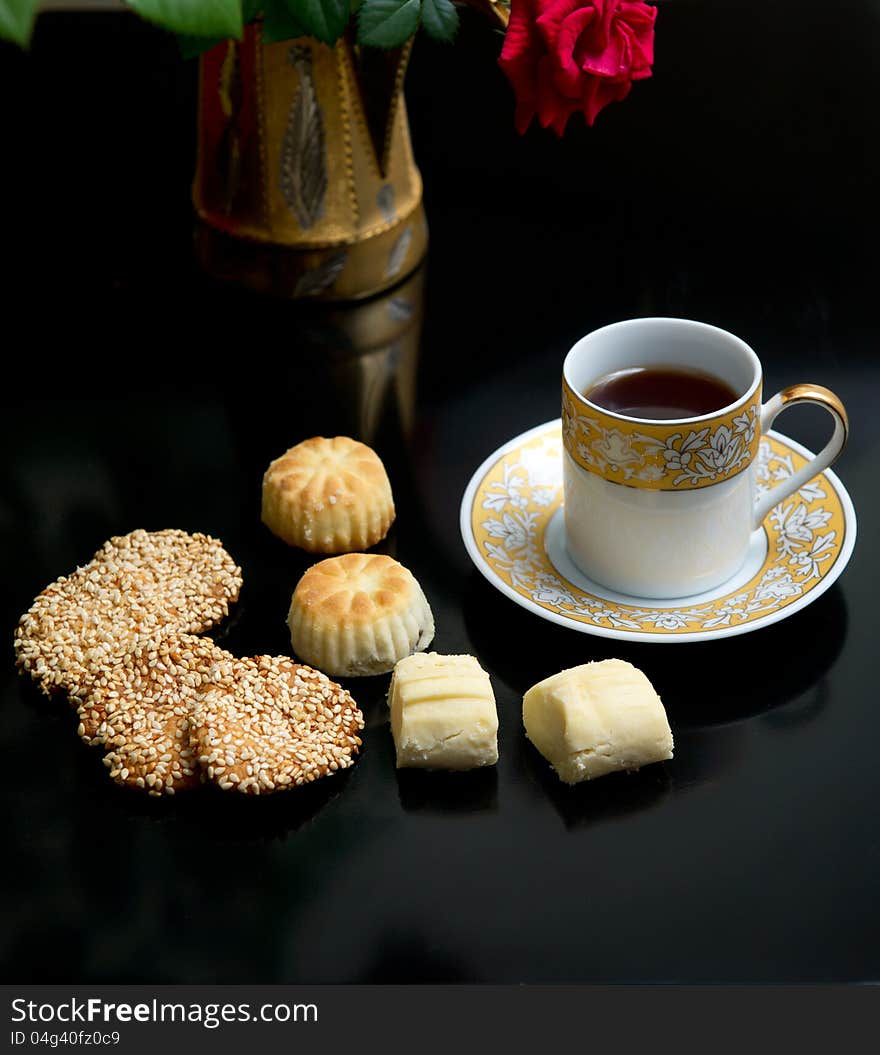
top-left (752, 384), bottom-right (849, 529)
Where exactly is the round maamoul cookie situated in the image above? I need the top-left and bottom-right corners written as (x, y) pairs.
top-left (82, 634), bottom-right (234, 796)
top-left (261, 436), bottom-right (395, 553)
top-left (287, 553), bottom-right (435, 677)
top-left (13, 529), bottom-right (242, 700)
top-left (191, 656), bottom-right (364, 794)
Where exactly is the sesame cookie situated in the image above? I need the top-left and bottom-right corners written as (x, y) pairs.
top-left (76, 632), bottom-right (232, 747)
top-left (191, 656), bottom-right (364, 794)
top-left (13, 529), bottom-right (242, 700)
top-left (13, 564), bottom-right (178, 700)
top-left (82, 634), bottom-right (233, 796)
top-left (91, 529), bottom-right (242, 635)
top-left (261, 436), bottom-right (395, 553)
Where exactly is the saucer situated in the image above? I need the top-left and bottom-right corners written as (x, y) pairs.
top-left (459, 420), bottom-right (856, 643)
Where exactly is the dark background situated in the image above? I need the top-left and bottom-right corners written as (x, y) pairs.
top-left (1, 0), bottom-right (877, 983)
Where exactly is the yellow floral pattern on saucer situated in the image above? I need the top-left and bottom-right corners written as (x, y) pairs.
top-left (467, 422), bottom-right (850, 638)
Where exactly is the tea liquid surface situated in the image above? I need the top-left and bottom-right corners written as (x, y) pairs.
top-left (583, 365), bottom-right (739, 420)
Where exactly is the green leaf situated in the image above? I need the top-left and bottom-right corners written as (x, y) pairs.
top-left (125, 0), bottom-right (243, 39)
top-left (420, 0), bottom-right (456, 43)
top-left (285, 0), bottom-right (350, 46)
top-left (175, 2), bottom-right (263, 59)
top-left (262, 0), bottom-right (307, 42)
top-left (0, 0), bottom-right (40, 46)
top-left (357, 0), bottom-right (419, 49)
top-left (177, 33), bottom-right (225, 58)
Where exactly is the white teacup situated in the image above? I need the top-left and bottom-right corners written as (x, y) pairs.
top-left (562, 318), bottom-right (848, 599)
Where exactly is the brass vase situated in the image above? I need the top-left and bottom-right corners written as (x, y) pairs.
top-left (193, 26), bottom-right (428, 300)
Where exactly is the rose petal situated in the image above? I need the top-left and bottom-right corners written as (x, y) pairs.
top-left (620, 2), bottom-right (656, 67)
top-left (536, 52), bottom-right (566, 127)
top-left (552, 9), bottom-right (599, 96)
top-left (549, 109), bottom-right (571, 136)
top-left (499, 0), bottom-right (543, 131)
top-left (582, 75), bottom-right (631, 125)
top-left (536, 0), bottom-right (598, 51)
top-left (577, 15), bottom-right (630, 79)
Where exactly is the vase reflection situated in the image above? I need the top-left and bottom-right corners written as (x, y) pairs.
top-left (224, 262), bottom-right (425, 491)
top-left (211, 262), bottom-right (426, 662)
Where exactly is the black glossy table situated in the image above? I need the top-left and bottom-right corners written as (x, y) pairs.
top-left (2, 1), bottom-right (877, 984)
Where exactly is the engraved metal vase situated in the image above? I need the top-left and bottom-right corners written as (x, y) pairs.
top-left (193, 26), bottom-right (428, 301)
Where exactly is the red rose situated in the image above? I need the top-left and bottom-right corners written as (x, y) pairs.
top-left (499, 0), bottom-right (657, 135)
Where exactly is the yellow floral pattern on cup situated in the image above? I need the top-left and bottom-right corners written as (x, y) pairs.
top-left (562, 377), bottom-right (762, 491)
top-left (470, 423), bottom-right (846, 636)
